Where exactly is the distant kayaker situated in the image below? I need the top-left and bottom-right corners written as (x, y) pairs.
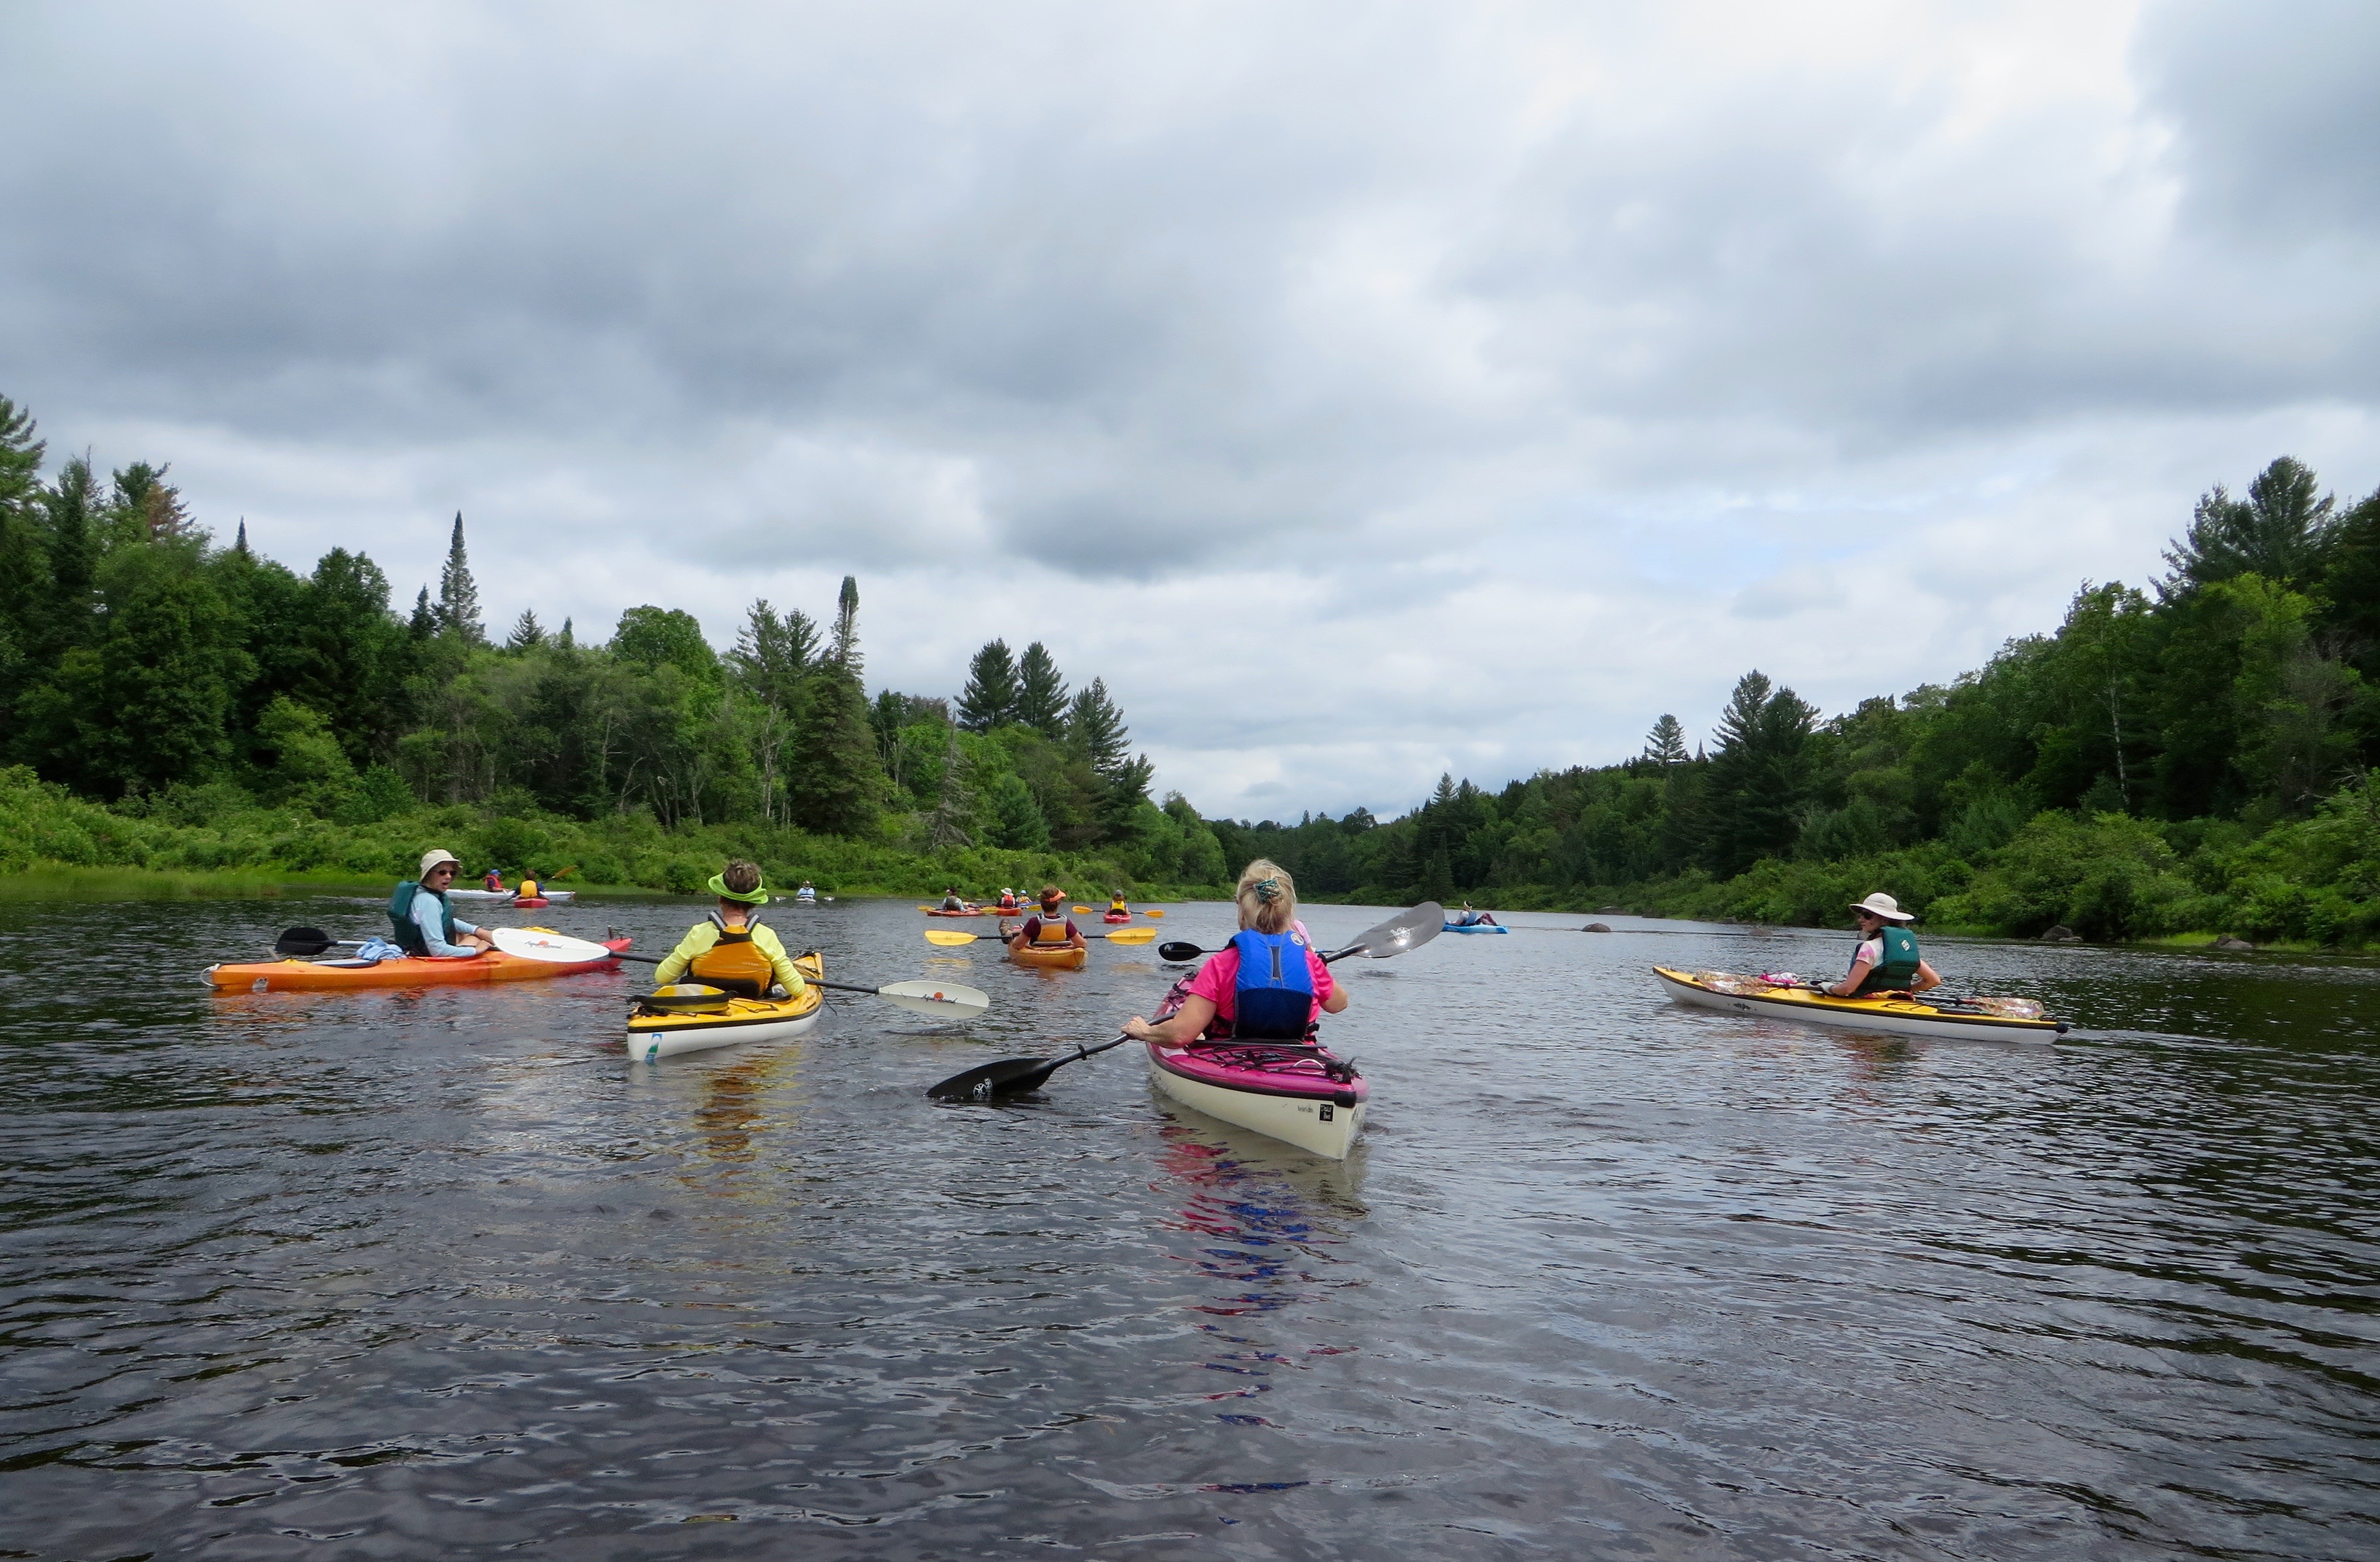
top-left (996, 887), bottom-right (1021, 911)
top-left (1006, 885), bottom-right (1086, 957)
top-left (654, 860), bottom-right (807, 1000)
top-left (482, 867), bottom-right (503, 892)
top-left (1826, 893), bottom-right (1942, 997)
top-left (795, 881), bottom-right (818, 903)
top-left (1123, 859), bottom-right (1348, 1044)
top-left (390, 849), bottom-right (496, 959)
top-left (517, 874), bottom-right (540, 901)
top-left (940, 887), bottom-right (971, 912)
top-left (1108, 891), bottom-right (1131, 917)
top-left (1453, 902), bottom-right (1498, 927)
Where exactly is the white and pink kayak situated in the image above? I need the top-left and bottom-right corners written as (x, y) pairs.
top-left (1145, 1036), bottom-right (1368, 1159)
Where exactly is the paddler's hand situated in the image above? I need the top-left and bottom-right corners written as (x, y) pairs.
top-left (1121, 1016), bottom-right (1155, 1041)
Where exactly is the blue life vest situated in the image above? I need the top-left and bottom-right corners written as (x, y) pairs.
top-left (1230, 929), bottom-right (1316, 1039)
top-left (387, 881), bottom-right (454, 956)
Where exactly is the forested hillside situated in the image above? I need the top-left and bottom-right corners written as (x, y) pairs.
top-left (1213, 458), bottom-right (2380, 946)
top-left (0, 394), bottom-right (1226, 895)
top-left (2, 387), bottom-right (2374, 943)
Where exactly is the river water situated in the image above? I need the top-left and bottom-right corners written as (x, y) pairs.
top-left (2, 896), bottom-right (2374, 1559)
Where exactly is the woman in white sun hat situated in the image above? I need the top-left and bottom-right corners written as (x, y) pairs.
top-left (1826, 892), bottom-right (1941, 998)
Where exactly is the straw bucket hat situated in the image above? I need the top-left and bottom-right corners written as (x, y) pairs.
top-left (418, 848), bottom-right (462, 877)
top-left (1849, 892), bottom-right (1915, 922)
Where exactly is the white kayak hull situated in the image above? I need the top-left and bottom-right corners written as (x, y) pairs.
top-left (1148, 1060), bottom-right (1367, 1159)
top-left (448, 888), bottom-right (516, 903)
top-left (1655, 967), bottom-right (2064, 1044)
top-left (628, 1007), bottom-right (819, 1062)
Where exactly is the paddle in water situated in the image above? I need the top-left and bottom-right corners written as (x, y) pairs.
top-left (926, 1035), bottom-right (1134, 1101)
top-left (923, 902), bottom-right (1444, 1102)
top-left (557, 935), bottom-right (990, 1020)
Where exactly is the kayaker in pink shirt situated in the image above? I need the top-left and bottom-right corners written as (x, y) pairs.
top-left (1124, 859), bottom-right (1348, 1044)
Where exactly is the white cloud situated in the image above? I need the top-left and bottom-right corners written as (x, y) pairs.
top-left (2, 0), bottom-right (2375, 819)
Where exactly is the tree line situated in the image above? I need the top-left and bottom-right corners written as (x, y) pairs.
top-left (1212, 457), bottom-right (2380, 945)
top-left (0, 392), bottom-right (1226, 889)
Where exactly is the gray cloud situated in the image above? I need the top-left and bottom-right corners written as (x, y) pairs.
top-left (3, 1), bottom-right (2376, 817)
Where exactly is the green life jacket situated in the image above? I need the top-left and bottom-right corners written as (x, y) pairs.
top-left (1853, 924), bottom-right (1921, 995)
top-left (387, 880), bottom-right (456, 956)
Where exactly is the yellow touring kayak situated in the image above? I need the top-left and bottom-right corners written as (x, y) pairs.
top-left (1653, 965), bottom-right (2065, 1043)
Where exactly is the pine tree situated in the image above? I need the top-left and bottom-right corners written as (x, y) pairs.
top-left (957, 640), bottom-right (1020, 731)
top-left (1015, 641), bottom-right (1069, 736)
top-left (234, 519), bottom-right (250, 556)
top-left (2162, 457), bottom-right (2338, 595)
top-left (0, 395), bottom-right (45, 520)
top-left (728, 599), bottom-right (818, 712)
top-left (110, 462), bottom-right (196, 546)
top-left (505, 609), bottom-right (546, 651)
top-left (436, 512), bottom-right (484, 643)
top-left (409, 586), bottom-right (437, 638)
top-left (828, 575), bottom-right (863, 675)
top-left (789, 665), bottom-right (887, 836)
top-left (1642, 713), bottom-right (1688, 767)
top-left (557, 616), bottom-right (574, 649)
top-left (1066, 676), bottom-right (1129, 770)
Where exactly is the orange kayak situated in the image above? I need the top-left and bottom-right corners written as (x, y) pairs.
top-left (1009, 942), bottom-right (1087, 970)
top-left (207, 937), bottom-right (631, 992)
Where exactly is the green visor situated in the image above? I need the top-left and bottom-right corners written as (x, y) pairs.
top-left (706, 872), bottom-right (770, 905)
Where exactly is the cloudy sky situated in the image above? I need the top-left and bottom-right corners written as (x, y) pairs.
top-left (4, 1), bottom-right (2376, 819)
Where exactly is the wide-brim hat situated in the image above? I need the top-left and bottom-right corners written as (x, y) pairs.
top-left (419, 848), bottom-right (462, 877)
top-left (1849, 892), bottom-right (1915, 922)
top-left (708, 871), bottom-right (769, 905)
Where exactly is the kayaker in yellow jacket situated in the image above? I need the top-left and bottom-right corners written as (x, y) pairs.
top-left (1006, 884), bottom-right (1087, 955)
top-left (654, 860), bottom-right (808, 999)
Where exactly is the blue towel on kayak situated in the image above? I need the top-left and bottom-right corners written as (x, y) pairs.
top-left (350, 937), bottom-right (406, 963)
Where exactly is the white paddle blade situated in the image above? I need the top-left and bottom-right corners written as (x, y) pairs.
top-left (490, 927), bottom-right (618, 963)
top-left (878, 980), bottom-right (991, 1017)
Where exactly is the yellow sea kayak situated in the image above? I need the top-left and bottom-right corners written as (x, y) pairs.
top-left (1653, 965), bottom-right (2065, 1043)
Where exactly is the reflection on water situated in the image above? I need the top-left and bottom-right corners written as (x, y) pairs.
top-left (0, 896), bottom-right (2374, 1558)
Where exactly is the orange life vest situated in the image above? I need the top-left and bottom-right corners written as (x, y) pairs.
top-left (688, 913), bottom-right (777, 998)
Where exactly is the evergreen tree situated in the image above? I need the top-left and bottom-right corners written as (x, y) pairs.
top-left (234, 519), bottom-right (250, 556)
top-left (789, 664), bottom-right (887, 836)
top-left (2317, 488), bottom-right (2380, 681)
top-left (0, 395), bottom-right (44, 520)
top-left (2162, 457), bottom-right (2338, 595)
top-left (109, 461), bottom-right (196, 548)
top-left (436, 512), bottom-right (485, 643)
top-left (1066, 676), bottom-right (1130, 770)
top-left (829, 574), bottom-right (863, 676)
top-left (1703, 670), bottom-right (1816, 875)
top-left (957, 640), bottom-right (1020, 730)
top-left (728, 599), bottom-right (818, 711)
top-left (44, 456), bottom-right (96, 619)
top-left (410, 586), bottom-right (436, 638)
top-left (557, 616), bottom-right (575, 649)
top-left (1015, 641), bottom-right (1069, 736)
top-left (505, 609), bottom-right (546, 651)
top-left (1642, 713), bottom-right (1688, 767)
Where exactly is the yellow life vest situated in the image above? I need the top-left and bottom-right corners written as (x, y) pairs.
top-left (688, 914), bottom-right (777, 997)
top-left (1034, 911), bottom-right (1072, 944)
top-left (519, 878), bottom-right (539, 899)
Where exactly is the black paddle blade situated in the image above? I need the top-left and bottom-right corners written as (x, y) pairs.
top-left (275, 927), bottom-right (337, 956)
top-left (1158, 940), bottom-right (1205, 962)
top-left (926, 1055), bottom-right (1064, 1101)
top-left (925, 1035), bottom-right (1131, 1101)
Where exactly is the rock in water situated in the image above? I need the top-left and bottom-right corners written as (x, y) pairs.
top-left (2040, 925), bottom-right (2081, 943)
top-left (2211, 935), bottom-right (2256, 952)
top-left (1583, 922), bottom-right (1611, 933)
